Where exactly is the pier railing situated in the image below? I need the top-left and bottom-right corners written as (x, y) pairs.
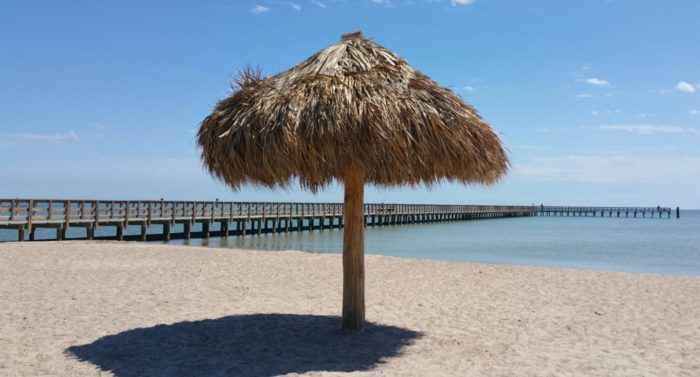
top-left (0, 199), bottom-right (533, 225)
top-left (538, 206), bottom-right (673, 218)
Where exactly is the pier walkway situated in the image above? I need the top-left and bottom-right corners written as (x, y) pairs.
top-left (0, 199), bottom-right (676, 242)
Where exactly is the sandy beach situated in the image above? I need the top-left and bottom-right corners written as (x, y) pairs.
top-left (1, 241), bottom-right (699, 376)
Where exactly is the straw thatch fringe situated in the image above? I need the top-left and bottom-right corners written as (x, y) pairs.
top-left (198, 32), bottom-right (508, 192)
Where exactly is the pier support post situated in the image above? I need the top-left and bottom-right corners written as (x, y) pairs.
top-left (202, 222), bottom-right (210, 238)
top-left (163, 222), bottom-right (171, 241)
top-left (183, 222), bottom-right (191, 240)
top-left (116, 224), bottom-right (124, 241)
top-left (141, 223), bottom-right (148, 241)
top-left (29, 225), bottom-right (36, 241)
top-left (220, 221), bottom-right (229, 238)
top-left (18, 226), bottom-right (25, 242)
top-left (86, 225), bottom-right (94, 240)
top-left (676, 207), bottom-right (680, 219)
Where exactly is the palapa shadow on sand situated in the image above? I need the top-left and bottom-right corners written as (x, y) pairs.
top-left (65, 314), bottom-right (422, 377)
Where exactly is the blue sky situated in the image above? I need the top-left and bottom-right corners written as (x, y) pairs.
top-left (1, 0), bottom-right (699, 207)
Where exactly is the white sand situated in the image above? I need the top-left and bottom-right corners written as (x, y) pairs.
top-left (1, 241), bottom-right (699, 377)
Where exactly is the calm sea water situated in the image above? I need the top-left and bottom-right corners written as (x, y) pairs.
top-left (3, 210), bottom-right (699, 276)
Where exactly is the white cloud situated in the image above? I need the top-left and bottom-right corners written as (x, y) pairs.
top-left (591, 111), bottom-right (599, 116)
top-left (451, 0), bottom-right (477, 4)
top-left (513, 154), bottom-right (700, 185)
top-left (690, 109), bottom-right (700, 116)
top-left (585, 77), bottom-right (611, 86)
top-left (0, 131), bottom-right (79, 144)
top-left (576, 93), bottom-right (594, 99)
top-left (372, 0), bottom-right (392, 6)
top-left (463, 85), bottom-right (475, 93)
top-left (251, 5), bottom-right (270, 13)
top-left (311, 0), bottom-right (326, 8)
top-left (599, 124), bottom-right (699, 135)
top-left (675, 81), bottom-right (696, 93)
top-left (289, 2), bottom-right (301, 10)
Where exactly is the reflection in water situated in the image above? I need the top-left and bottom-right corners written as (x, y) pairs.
top-left (179, 228), bottom-right (345, 255)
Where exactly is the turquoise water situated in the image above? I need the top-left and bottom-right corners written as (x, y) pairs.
top-left (3, 211), bottom-right (699, 276)
top-left (173, 210), bottom-right (700, 276)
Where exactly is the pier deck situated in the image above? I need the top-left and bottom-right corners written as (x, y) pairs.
top-left (0, 199), bottom-right (676, 242)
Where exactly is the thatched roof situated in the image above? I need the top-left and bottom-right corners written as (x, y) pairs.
top-left (198, 31), bottom-right (508, 192)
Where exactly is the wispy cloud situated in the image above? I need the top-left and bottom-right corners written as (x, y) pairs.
top-left (462, 85), bottom-right (475, 93)
top-left (599, 124), bottom-right (699, 135)
top-left (513, 154), bottom-right (700, 185)
top-left (585, 77), bottom-right (611, 86)
top-left (0, 131), bottom-right (80, 144)
top-left (288, 2), bottom-right (301, 11)
top-left (450, 0), bottom-right (477, 5)
top-left (372, 0), bottom-right (393, 6)
top-left (690, 109), bottom-right (700, 116)
top-left (311, 0), bottom-right (326, 8)
top-left (675, 81), bottom-right (696, 93)
top-left (251, 4), bottom-right (270, 14)
top-left (576, 93), bottom-right (594, 99)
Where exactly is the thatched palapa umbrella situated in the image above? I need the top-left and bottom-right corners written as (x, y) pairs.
top-left (198, 31), bottom-right (508, 332)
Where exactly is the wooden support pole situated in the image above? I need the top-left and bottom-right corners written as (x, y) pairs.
top-left (29, 225), bottom-right (35, 241)
top-left (141, 223), bottom-right (148, 241)
top-left (163, 222), bottom-right (171, 241)
top-left (241, 220), bottom-right (247, 236)
top-left (676, 207), bottom-right (680, 219)
top-left (342, 168), bottom-right (365, 332)
top-left (202, 222), bottom-right (210, 238)
top-left (221, 221), bottom-right (229, 238)
top-left (116, 224), bottom-right (124, 241)
top-left (18, 226), bottom-right (25, 242)
top-left (86, 224), bottom-right (94, 240)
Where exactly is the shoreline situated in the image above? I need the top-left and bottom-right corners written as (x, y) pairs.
top-left (2, 241), bottom-right (699, 376)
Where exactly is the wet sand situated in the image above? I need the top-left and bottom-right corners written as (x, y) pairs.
top-left (1, 241), bottom-right (699, 376)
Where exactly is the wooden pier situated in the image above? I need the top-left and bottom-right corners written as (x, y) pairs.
top-left (537, 206), bottom-right (675, 219)
top-left (0, 199), bottom-right (534, 242)
top-left (0, 199), bottom-right (677, 242)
